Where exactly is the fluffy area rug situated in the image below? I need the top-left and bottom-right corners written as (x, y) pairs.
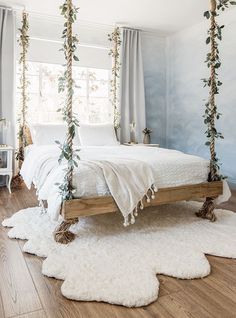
top-left (2, 201), bottom-right (236, 307)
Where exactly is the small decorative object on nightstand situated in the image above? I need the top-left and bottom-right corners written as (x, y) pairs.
top-left (142, 128), bottom-right (152, 144)
top-left (0, 145), bottom-right (13, 193)
top-left (123, 143), bottom-right (159, 147)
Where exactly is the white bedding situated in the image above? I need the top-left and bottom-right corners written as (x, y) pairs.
top-left (22, 144), bottom-right (210, 194)
top-left (21, 145), bottom-right (226, 221)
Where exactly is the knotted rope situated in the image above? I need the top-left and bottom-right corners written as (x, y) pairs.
top-left (66, 0), bottom-right (74, 190)
top-left (18, 11), bottom-right (29, 168)
top-left (209, 0), bottom-right (217, 181)
top-left (53, 218), bottom-right (78, 244)
top-left (109, 27), bottom-right (121, 132)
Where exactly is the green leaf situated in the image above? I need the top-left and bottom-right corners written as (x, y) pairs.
top-left (204, 11), bottom-right (210, 19)
top-left (73, 55), bottom-right (79, 61)
top-left (206, 37), bottom-right (211, 45)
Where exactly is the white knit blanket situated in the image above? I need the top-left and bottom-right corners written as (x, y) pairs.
top-left (86, 159), bottom-right (156, 226)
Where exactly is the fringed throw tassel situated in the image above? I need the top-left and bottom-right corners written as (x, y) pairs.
top-left (123, 216), bottom-right (130, 227)
top-left (134, 206), bottom-right (138, 217)
top-left (122, 184), bottom-right (158, 227)
top-left (130, 211), bottom-right (135, 224)
top-left (146, 194), bottom-right (151, 203)
top-left (140, 199), bottom-right (144, 210)
top-left (150, 188), bottom-right (155, 200)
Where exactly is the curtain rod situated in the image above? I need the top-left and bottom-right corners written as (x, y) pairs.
top-left (0, 6), bottom-right (12, 11)
top-left (16, 34), bottom-right (110, 51)
top-left (116, 25), bottom-right (142, 32)
top-left (30, 36), bottom-right (110, 51)
top-left (0, 4), bottom-right (25, 11)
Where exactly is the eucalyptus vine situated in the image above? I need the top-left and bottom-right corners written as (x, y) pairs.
top-left (108, 27), bottom-right (121, 131)
top-left (203, 0), bottom-right (236, 181)
top-left (16, 11), bottom-right (30, 167)
top-left (57, 0), bottom-right (80, 201)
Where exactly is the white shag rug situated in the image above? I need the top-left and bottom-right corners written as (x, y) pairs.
top-left (2, 201), bottom-right (236, 307)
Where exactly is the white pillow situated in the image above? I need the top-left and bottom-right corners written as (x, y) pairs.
top-left (78, 124), bottom-right (119, 146)
top-left (29, 123), bottom-right (80, 146)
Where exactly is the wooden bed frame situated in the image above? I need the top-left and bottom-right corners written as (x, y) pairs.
top-left (54, 181), bottom-right (223, 243)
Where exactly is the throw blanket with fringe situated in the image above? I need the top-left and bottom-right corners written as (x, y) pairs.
top-left (86, 159), bottom-right (157, 226)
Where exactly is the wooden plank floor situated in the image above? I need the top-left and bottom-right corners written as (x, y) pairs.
top-left (0, 185), bottom-right (236, 318)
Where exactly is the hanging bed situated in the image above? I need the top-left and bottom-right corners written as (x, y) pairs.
top-left (21, 140), bottom-right (225, 244)
top-left (17, 0), bottom-right (230, 244)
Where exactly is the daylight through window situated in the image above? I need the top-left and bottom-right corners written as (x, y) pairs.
top-left (16, 62), bottom-right (112, 125)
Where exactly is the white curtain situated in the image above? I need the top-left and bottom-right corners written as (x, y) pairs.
top-left (120, 28), bottom-right (146, 143)
top-left (0, 7), bottom-right (16, 147)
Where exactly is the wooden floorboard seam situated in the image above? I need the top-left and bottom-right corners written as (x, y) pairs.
top-left (17, 241), bottom-right (48, 318)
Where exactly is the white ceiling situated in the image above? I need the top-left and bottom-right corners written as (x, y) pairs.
top-left (2, 0), bottom-right (210, 34)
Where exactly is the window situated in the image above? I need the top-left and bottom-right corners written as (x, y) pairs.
top-left (16, 62), bottom-right (112, 124)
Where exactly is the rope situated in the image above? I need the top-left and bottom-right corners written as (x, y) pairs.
top-left (113, 28), bottom-right (118, 128)
top-left (53, 218), bottom-right (78, 244)
top-left (66, 0), bottom-right (74, 189)
top-left (209, 0), bottom-right (217, 181)
top-left (22, 12), bottom-right (27, 132)
top-left (109, 27), bottom-right (121, 131)
top-left (18, 11), bottom-right (29, 168)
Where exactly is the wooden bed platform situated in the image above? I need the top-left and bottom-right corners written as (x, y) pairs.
top-left (61, 181), bottom-right (223, 219)
top-left (49, 182), bottom-right (224, 246)
top-left (54, 181), bottom-right (223, 244)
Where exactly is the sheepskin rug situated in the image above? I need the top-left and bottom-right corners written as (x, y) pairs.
top-left (2, 201), bottom-right (236, 307)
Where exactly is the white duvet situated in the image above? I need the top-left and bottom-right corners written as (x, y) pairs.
top-left (21, 145), bottom-right (229, 221)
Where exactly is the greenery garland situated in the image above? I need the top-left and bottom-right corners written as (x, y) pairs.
top-left (203, 0), bottom-right (236, 181)
top-left (108, 27), bottom-right (121, 131)
top-left (57, 0), bottom-right (80, 201)
top-left (16, 11), bottom-right (29, 168)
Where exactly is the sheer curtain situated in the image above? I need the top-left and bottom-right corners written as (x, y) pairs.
top-left (0, 7), bottom-right (16, 147)
top-left (119, 28), bottom-right (146, 143)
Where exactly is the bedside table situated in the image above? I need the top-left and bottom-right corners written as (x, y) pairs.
top-left (123, 143), bottom-right (160, 147)
top-left (0, 146), bottom-right (14, 193)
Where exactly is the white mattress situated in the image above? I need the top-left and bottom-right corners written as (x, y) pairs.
top-left (22, 145), bottom-right (209, 201)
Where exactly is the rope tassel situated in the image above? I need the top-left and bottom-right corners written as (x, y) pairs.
top-left (134, 206), bottom-right (138, 217)
top-left (130, 211), bottom-right (135, 224)
top-left (140, 199), bottom-right (144, 210)
top-left (146, 194), bottom-right (151, 203)
top-left (150, 188), bottom-right (155, 200)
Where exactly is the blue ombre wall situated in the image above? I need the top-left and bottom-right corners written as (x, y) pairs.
top-left (145, 8), bottom-right (236, 185)
top-left (142, 33), bottom-right (167, 147)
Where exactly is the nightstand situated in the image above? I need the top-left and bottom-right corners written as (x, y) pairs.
top-left (0, 146), bottom-right (13, 193)
top-left (123, 143), bottom-right (160, 147)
